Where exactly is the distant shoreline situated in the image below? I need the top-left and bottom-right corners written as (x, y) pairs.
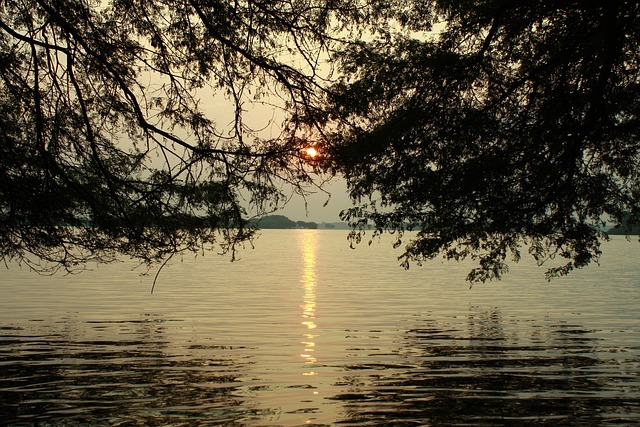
top-left (254, 214), bottom-right (640, 235)
top-left (250, 214), bottom-right (353, 230)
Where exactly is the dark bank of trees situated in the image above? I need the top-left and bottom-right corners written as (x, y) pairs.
top-left (250, 215), bottom-right (317, 229)
top-left (1, 0), bottom-right (639, 281)
top-left (0, 0), bottom-right (349, 272)
top-left (322, 0), bottom-right (640, 280)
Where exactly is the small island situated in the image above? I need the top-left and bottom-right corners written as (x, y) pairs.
top-left (607, 225), bottom-right (640, 235)
top-left (249, 215), bottom-right (351, 230)
top-left (606, 214), bottom-right (640, 236)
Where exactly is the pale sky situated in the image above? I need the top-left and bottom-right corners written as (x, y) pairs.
top-left (273, 178), bottom-right (353, 223)
top-left (194, 75), bottom-right (355, 224)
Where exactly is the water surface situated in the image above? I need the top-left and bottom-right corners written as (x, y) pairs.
top-left (1, 230), bottom-right (639, 426)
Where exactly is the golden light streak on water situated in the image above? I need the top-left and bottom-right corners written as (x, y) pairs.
top-left (297, 230), bottom-right (321, 424)
top-left (299, 230), bottom-right (319, 371)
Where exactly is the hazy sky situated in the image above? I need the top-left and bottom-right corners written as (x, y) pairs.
top-left (275, 178), bottom-right (353, 223)
top-left (196, 78), bottom-right (355, 223)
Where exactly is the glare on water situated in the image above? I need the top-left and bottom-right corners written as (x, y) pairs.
top-left (1, 230), bottom-right (639, 426)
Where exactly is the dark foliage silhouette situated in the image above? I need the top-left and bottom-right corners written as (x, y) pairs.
top-left (1, 0), bottom-right (638, 280)
top-left (323, 0), bottom-right (640, 280)
top-left (0, 0), bottom-right (354, 272)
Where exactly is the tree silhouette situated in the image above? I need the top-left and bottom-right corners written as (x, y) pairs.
top-left (0, 0), bottom-right (353, 272)
top-left (2, 1), bottom-right (639, 281)
top-left (323, 0), bottom-right (640, 281)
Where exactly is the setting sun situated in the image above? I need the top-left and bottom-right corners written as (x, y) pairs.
top-left (305, 147), bottom-right (318, 158)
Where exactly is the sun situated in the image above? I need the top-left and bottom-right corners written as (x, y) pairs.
top-left (305, 147), bottom-right (319, 158)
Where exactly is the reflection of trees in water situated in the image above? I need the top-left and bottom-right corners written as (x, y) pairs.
top-left (332, 307), bottom-right (639, 426)
top-left (0, 315), bottom-right (262, 425)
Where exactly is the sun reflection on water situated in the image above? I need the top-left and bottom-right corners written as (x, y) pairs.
top-left (299, 230), bottom-right (318, 370)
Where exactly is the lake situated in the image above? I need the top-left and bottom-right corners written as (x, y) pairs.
top-left (1, 230), bottom-right (639, 426)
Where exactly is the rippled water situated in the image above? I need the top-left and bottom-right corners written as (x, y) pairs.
top-left (1, 230), bottom-right (639, 426)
